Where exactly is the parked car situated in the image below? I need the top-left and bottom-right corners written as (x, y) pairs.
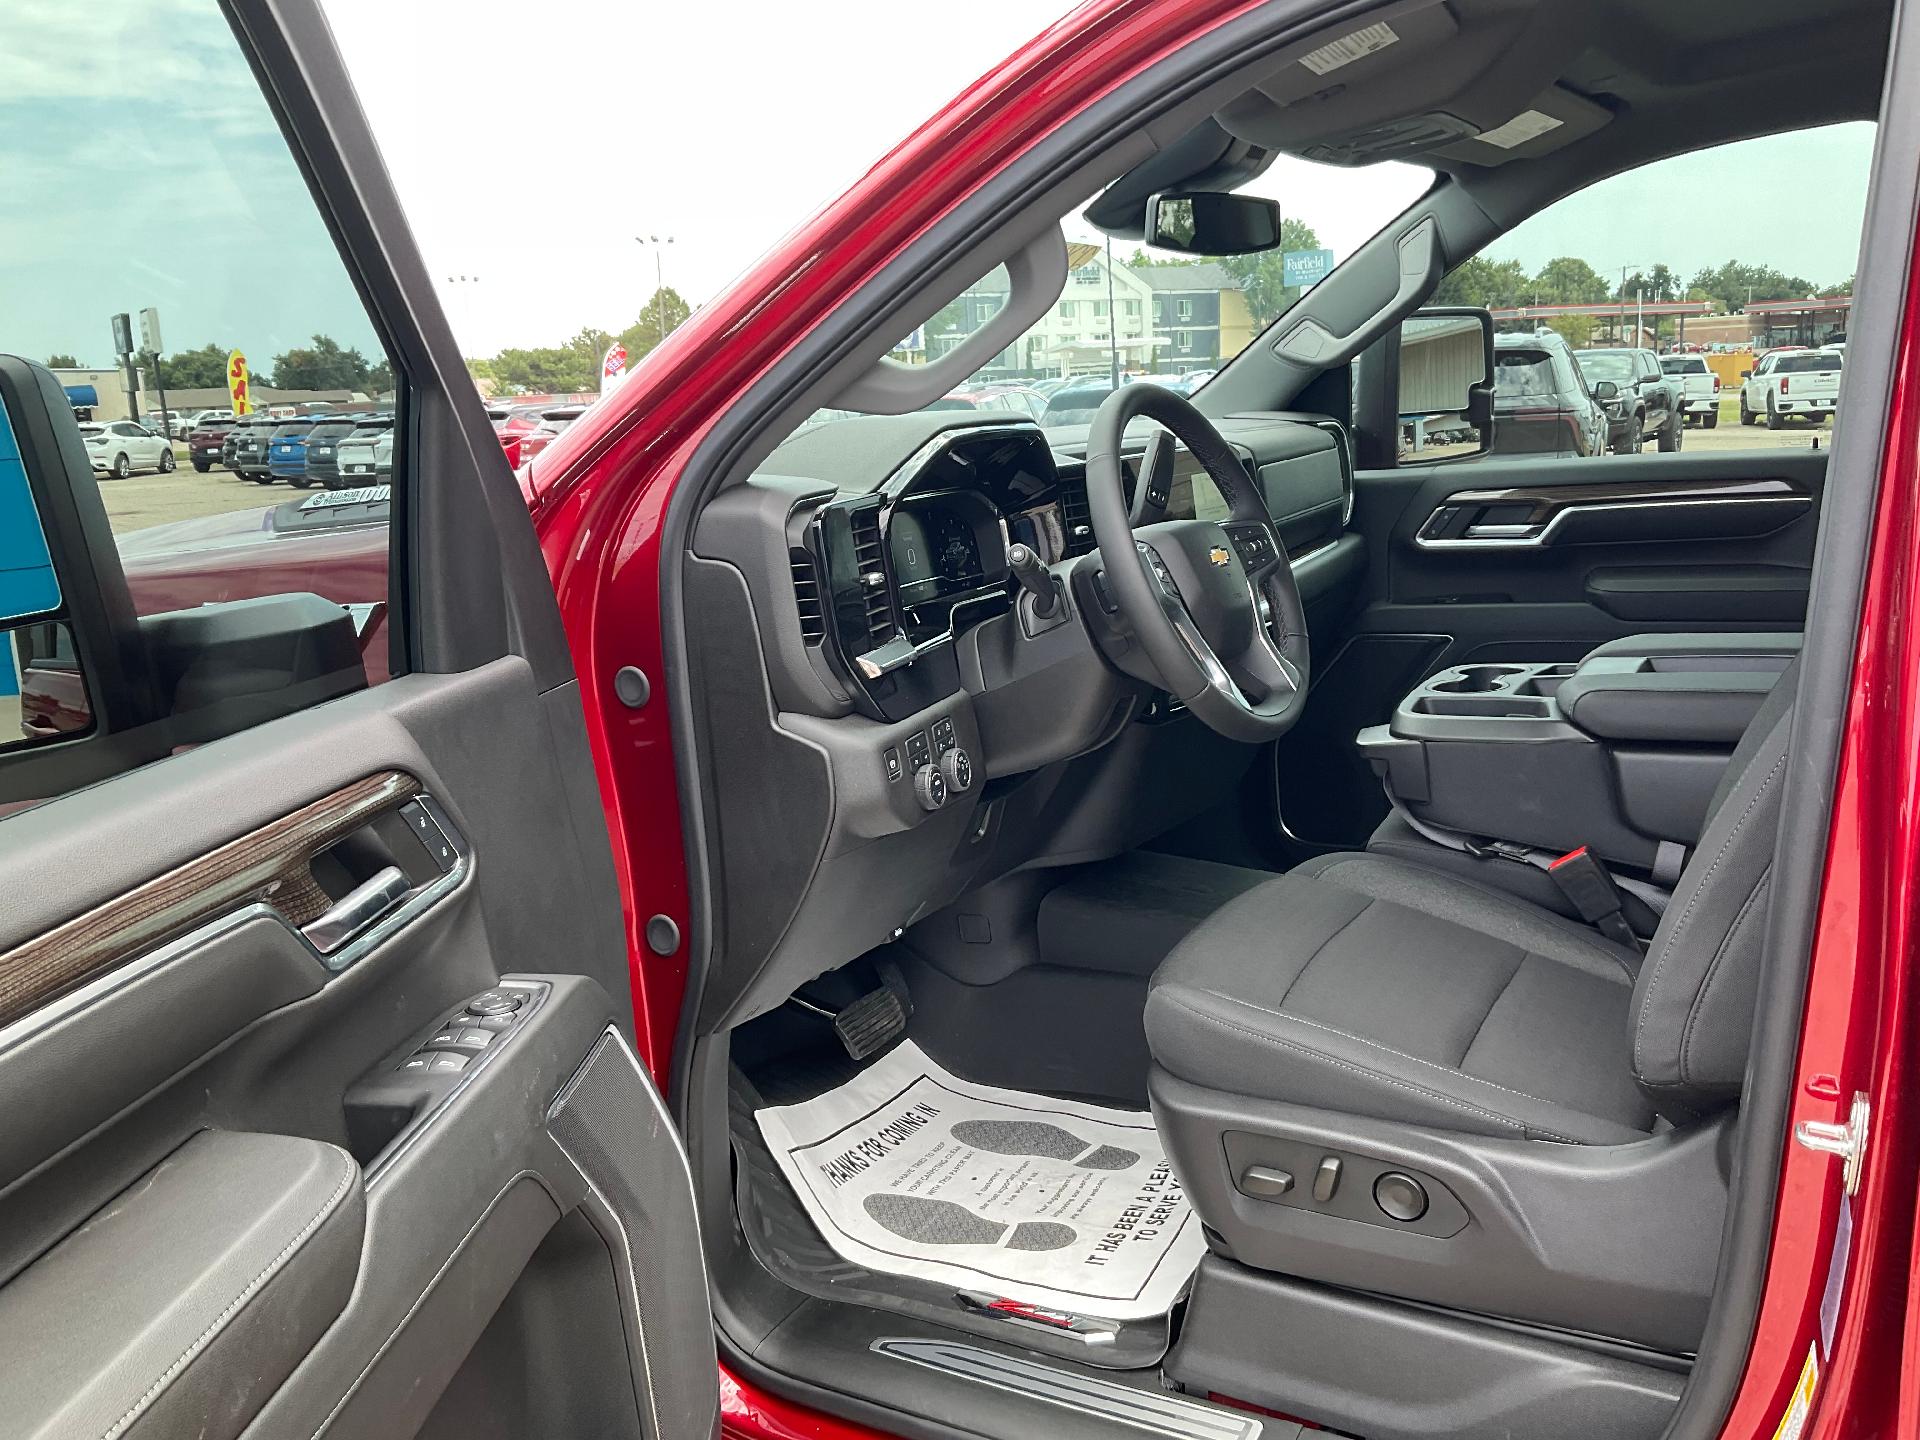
top-left (1039, 377), bottom-right (1121, 426)
top-left (301, 415), bottom-right (372, 490)
top-left (266, 416), bottom-right (327, 488)
top-left (225, 412), bottom-right (280, 483)
top-left (186, 413), bottom-right (237, 472)
top-left (493, 404), bottom-right (556, 467)
top-left (1660, 352), bottom-right (1722, 427)
top-left (1574, 346), bottom-right (1682, 452)
top-left (78, 420), bottom-right (173, 477)
top-left (335, 419), bottom-right (394, 482)
top-left (1741, 348), bottom-right (1844, 427)
top-left (1488, 331), bottom-right (1610, 458)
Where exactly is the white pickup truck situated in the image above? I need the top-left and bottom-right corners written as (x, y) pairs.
top-left (1740, 348), bottom-right (1843, 429)
top-left (1660, 354), bottom-right (1721, 428)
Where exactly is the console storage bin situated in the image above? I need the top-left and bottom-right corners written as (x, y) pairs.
top-left (1357, 634), bottom-right (1798, 867)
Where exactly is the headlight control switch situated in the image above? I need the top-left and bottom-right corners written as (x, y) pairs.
top-left (912, 765), bottom-right (950, 812)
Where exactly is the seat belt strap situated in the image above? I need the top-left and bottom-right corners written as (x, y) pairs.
top-left (1652, 840), bottom-right (1688, 889)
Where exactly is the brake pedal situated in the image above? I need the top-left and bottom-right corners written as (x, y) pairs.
top-left (831, 984), bottom-right (910, 1061)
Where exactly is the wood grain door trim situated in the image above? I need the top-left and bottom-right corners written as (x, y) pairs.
top-left (0, 771), bottom-right (419, 1028)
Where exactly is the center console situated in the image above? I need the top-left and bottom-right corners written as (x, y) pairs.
top-left (1358, 633), bottom-right (1799, 869)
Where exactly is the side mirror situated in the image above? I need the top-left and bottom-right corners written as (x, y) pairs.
top-left (0, 355), bottom-right (367, 801)
top-left (1592, 380), bottom-right (1619, 401)
top-left (1392, 307), bottom-right (1495, 463)
top-left (1740, 369), bottom-right (1753, 379)
top-left (1143, 191), bottom-right (1283, 255)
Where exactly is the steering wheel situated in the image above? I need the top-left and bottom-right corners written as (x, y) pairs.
top-left (1085, 384), bottom-right (1310, 743)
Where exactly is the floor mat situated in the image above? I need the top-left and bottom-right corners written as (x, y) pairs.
top-left (752, 1040), bottom-right (1204, 1322)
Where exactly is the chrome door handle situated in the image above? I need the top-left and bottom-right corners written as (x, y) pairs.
top-left (302, 865), bottom-right (411, 955)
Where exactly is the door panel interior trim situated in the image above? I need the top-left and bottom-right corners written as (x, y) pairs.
top-left (0, 770), bottom-right (418, 1028)
top-left (1413, 476), bottom-right (1811, 550)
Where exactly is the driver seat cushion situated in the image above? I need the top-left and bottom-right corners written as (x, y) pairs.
top-left (1145, 855), bottom-right (1656, 1144)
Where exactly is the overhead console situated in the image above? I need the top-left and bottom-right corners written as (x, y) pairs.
top-left (1358, 632), bottom-right (1800, 869)
top-left (1211, 0), bottom-right (1612, 169)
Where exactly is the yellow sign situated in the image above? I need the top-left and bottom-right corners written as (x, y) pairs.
top-left (227, 350), bottom-right (252, 415)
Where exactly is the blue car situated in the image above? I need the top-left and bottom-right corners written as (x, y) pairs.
top-left (266, 416), bottom-right (329, 488)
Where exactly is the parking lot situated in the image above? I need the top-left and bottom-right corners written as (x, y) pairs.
top-left (98, 445), bottom-right (294, 534)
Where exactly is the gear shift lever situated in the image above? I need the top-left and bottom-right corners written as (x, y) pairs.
top-left (1006, 543), bottom-right (1059, 618)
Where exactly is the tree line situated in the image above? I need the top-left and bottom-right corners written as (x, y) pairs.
top-left (463, 288), bottom-right (693, 395)
top-left (1432, 256), bottom-right (1853, 345)
top-left (46, 336), bottom-right (393, 395)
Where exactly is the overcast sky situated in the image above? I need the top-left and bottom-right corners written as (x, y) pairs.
top-left (1, 1), bottom-right (1879, 368)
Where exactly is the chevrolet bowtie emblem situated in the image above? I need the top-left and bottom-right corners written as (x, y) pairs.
top-left (1208, 546), bottom-right (1232, 567)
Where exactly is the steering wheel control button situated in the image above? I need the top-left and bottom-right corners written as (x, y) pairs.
top-left (912, 765), bottom-right (950, 812)
top-left (1239, 1164), bottom-right (1294, 1199)
top-left (939, 748), bottom-right (974, 795)
top-left (883, 746), bottom-right (903, 782)
top-left (1374, 1172), bottom-right (1430, 1223)
top-left (1312, 1155), bottom-right (1343, 1203)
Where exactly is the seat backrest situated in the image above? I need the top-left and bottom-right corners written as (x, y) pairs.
top-left (1629, 658), bottom-right (1799, 1121)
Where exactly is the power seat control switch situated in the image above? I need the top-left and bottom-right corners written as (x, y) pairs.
top-left (1312, 1155), bottom-right (1343, 1203)
top-left (1239, 1165), bottom-right (1294, 1199)
top-left (1373, 1171), bottom-right (1429, 1223)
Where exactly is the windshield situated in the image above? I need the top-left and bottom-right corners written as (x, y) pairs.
top-left (1575, 352), bottom-right (1637, 384)
top-left (796, 155), bottom-right (1430, 434)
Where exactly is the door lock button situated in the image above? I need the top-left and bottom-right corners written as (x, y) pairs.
top-left (1373, 1171), bottom-right (1429, 1223)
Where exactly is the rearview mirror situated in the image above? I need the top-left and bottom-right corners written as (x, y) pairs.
top-left (1143, 191), bottom-right (1283, 255)
top-left (1393, 308), bottom-right (1496, 463)
top-left (1592, 380), bottom-right (1619, 401)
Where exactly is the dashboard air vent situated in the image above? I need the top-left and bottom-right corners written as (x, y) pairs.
top-left (849, 506), bottom-right (895, 647)
top-left (1057, 476), bottom-right (1096, 557)
top-left (789, 546), bottom-right (826, 644)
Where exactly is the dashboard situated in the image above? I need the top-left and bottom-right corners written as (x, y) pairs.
top-left (684, 407), bottom-right (1359, 1027)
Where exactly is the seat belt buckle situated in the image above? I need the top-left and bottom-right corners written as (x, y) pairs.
top-left (1547, 846), bottom-right (1640, 949)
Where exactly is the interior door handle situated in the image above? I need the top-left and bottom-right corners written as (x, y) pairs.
top-left (302, 865), bottom-right (411, 956)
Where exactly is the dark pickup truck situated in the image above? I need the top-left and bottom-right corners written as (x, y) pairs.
top-left (1573, 347), bottom-right (1684, 453)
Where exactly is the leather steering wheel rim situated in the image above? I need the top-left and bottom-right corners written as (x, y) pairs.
top-left (1084, 384), bottom-right (1311, 743)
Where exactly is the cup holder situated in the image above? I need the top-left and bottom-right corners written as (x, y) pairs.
top-left (1430, 665), bottom-right (1525, 695)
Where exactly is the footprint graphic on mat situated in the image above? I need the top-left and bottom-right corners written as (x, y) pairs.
top-left (864, 1193), bottom-right (1076, 1251)
top-left (951, 1119), bottom-right (1139, 1171)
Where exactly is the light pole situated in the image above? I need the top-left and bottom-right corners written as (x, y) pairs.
top-left (635, 236), bottom-right (675, 351)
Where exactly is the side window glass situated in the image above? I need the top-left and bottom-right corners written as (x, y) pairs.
top-left (0, 4), bottom-right (399, 809)
top-left (1425, 122), bottom-right (1870, 460)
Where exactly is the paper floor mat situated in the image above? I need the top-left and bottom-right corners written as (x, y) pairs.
top-left (752, 1041), bottom-right (1203, 1321)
